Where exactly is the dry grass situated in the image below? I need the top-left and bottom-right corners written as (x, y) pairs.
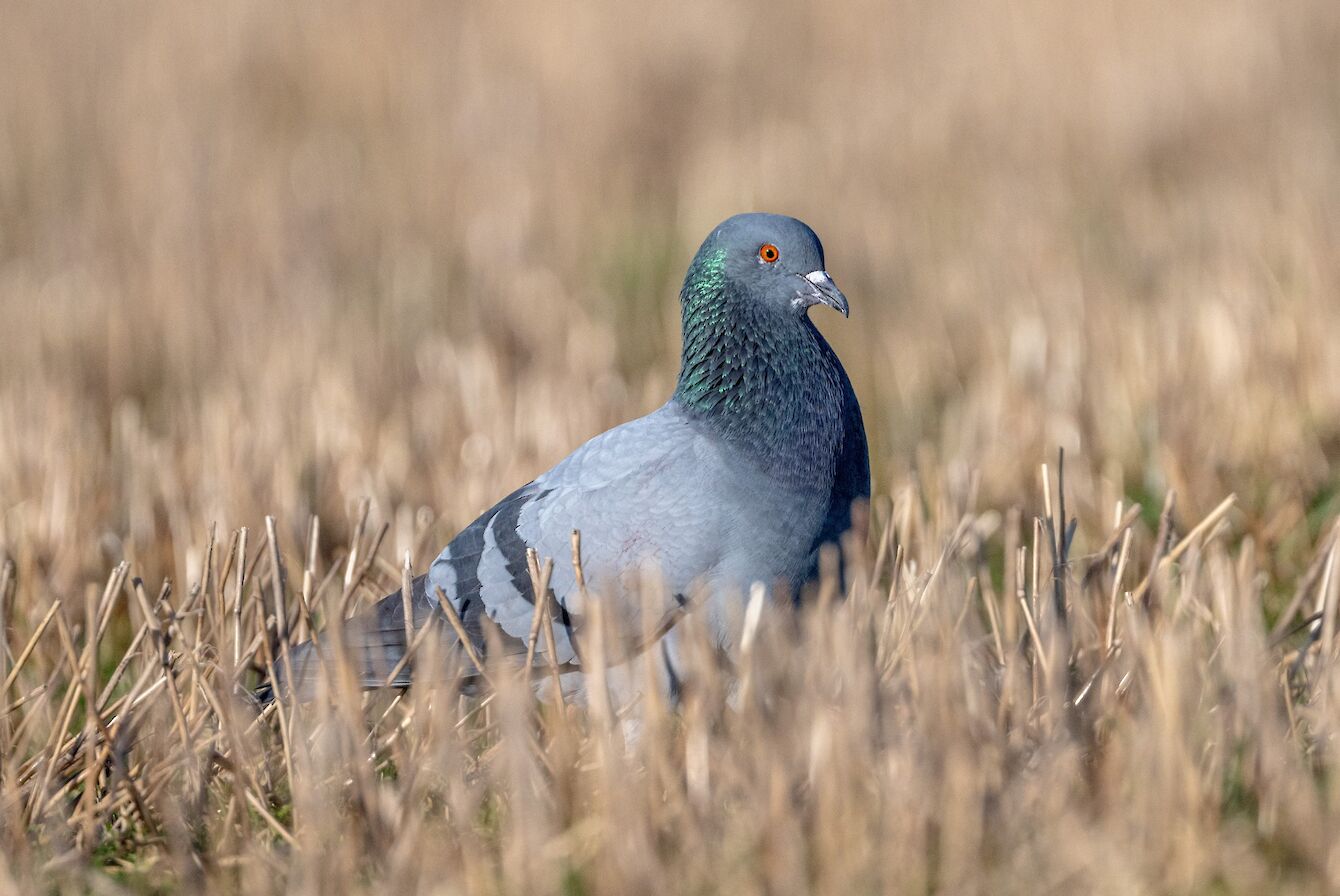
top-left (3, 1), bottom-right (1340, 893)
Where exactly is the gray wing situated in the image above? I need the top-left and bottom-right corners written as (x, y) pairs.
top-left (439, 403), bottom-right (724, 664)
top-left (274, 405), bottom-right (725, 698)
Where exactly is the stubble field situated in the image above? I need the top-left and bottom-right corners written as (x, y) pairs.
top-left (2, 2), bottom-right (1340, 893)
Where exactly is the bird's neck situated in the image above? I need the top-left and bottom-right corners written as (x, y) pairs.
top-left (672, 262), bottom-right (845, 486)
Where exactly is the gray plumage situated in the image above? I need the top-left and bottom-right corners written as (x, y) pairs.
top-left (272, 213), bottom-right (869, 702)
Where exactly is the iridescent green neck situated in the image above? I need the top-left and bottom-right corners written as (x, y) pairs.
top-left (673, 248), bottom-right (732, 411)
top-left (672, 248), bottom-right (845, 485)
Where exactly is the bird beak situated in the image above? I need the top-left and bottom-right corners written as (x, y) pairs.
top-left (799, 270), bottom-right (850, 318)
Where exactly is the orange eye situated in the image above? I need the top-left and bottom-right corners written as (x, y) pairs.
top-left (759, 243), bottom-right (780, 263)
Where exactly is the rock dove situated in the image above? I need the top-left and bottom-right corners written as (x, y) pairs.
top-left (274, 213), bottom-right (869, 703)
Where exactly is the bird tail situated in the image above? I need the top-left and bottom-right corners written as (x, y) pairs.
top-left (258, 574), bottom-right (462, 704)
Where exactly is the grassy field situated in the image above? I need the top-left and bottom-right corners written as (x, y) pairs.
top-left (3, 1), bottom-right (1340, 892)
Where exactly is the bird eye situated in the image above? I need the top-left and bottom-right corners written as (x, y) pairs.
top-left (759, 244), bottom-right (780, 263)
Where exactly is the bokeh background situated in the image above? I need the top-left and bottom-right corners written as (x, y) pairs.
top-left (4, 1), bottom-right (1339, 591)
top-left (5, 3), bottom-right (1340, 893)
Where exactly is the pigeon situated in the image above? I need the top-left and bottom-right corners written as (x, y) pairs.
top-left (272, 213), bottom-right (869, 703)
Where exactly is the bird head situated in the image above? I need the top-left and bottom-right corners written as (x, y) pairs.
top-left (685, 213), bottom-right (849, 318)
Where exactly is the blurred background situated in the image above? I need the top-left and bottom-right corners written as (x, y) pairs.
top-left (2, 0), bottom-right (1339, 599)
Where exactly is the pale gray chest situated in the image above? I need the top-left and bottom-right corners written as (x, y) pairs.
top-left (704, 440), bottom-right (833, 592)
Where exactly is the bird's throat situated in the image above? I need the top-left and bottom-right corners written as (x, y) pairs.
top-left (673, 274), bottom-right (844, 485)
